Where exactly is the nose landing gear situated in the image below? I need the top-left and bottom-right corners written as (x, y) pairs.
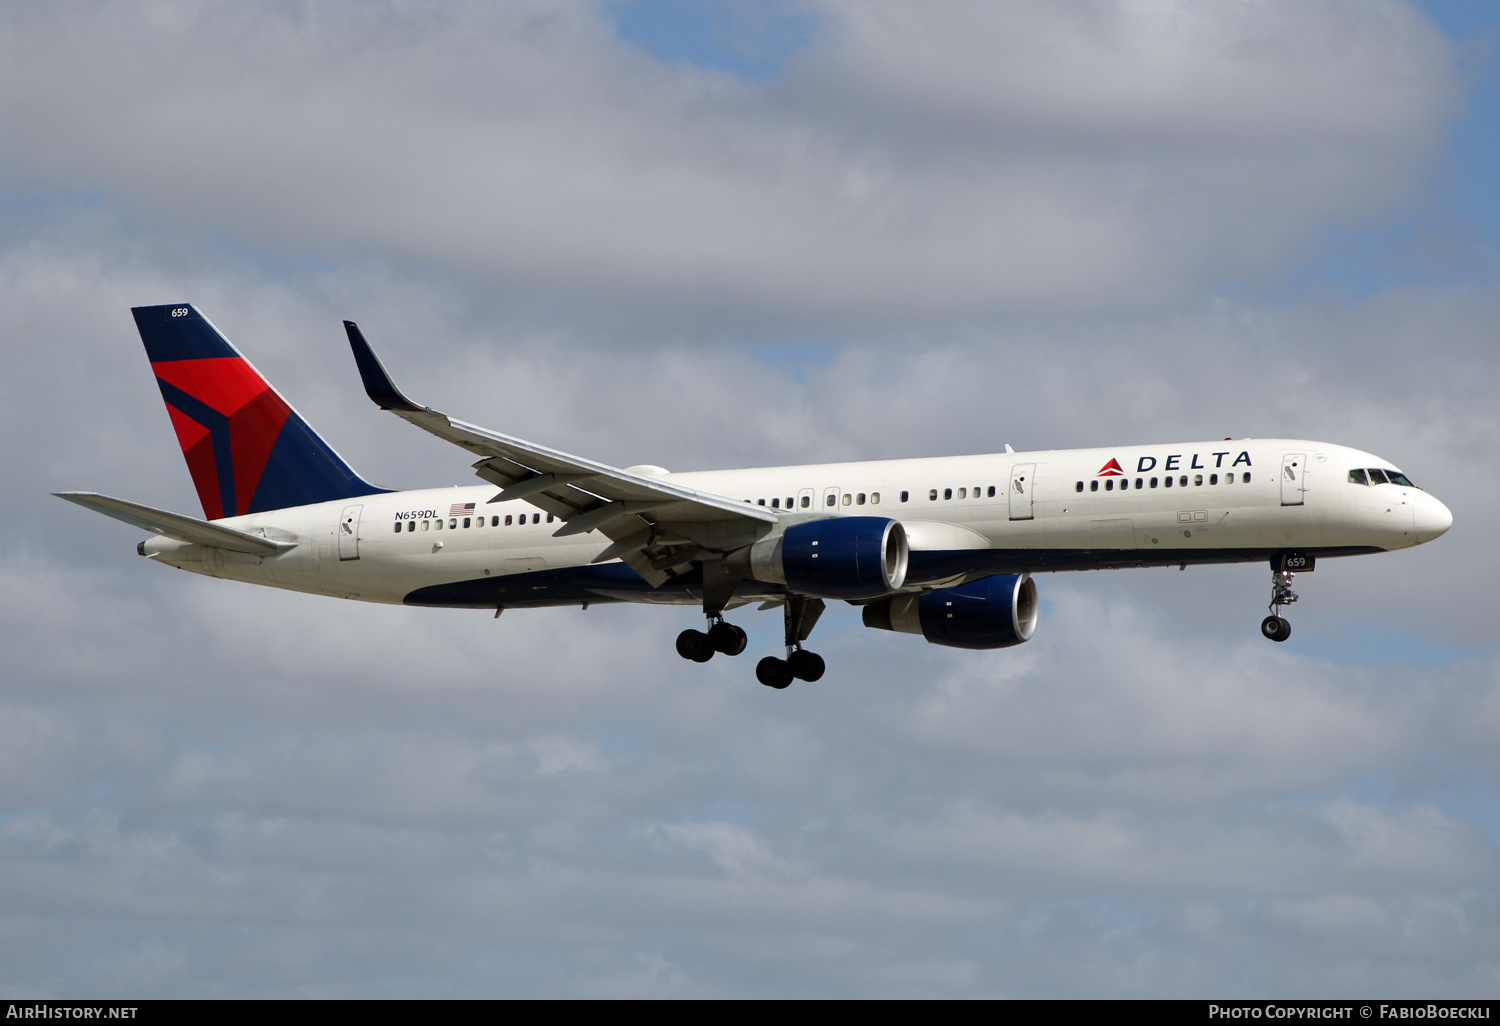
top-left (1260, 564), bottom-right (1299, 642)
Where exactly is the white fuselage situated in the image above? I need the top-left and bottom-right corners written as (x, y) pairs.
top-left (140, 438), bottom-right (1453, 609)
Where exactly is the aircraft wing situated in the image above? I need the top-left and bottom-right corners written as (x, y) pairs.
top-left (53, 492), bottom-right (296, 555)
top-left (344, 322), bottom-right (776, 584)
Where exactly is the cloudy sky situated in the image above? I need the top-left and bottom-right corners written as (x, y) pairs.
top-left (1, 0), bottom-right (1497, 997)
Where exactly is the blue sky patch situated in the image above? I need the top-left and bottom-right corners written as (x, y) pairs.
top-left (611, 0), bottom-right (816, 82)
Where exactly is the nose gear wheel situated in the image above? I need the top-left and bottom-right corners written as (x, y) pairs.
top-left (1261, 564), bottom-right (1299, 643)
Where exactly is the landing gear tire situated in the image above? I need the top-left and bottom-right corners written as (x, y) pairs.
top-left (1260, 615), bottom-right (1291, 642)
top-left (756, 656), bottom-right (793, 689)
top-left (786, 649), bottom-right (825, 682)
top-left (676, 629), bottom-right (715, 662)
top-left (708, 621), bottom-right (748, 656)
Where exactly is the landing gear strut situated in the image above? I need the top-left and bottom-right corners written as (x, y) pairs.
top-left (755, 596), bottom-right (826, 689)
top-left (1261, 564), bottom-right (1298, 642)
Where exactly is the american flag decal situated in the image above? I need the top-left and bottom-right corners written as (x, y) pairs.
top-left (449, 502), bottom-right (476, 516)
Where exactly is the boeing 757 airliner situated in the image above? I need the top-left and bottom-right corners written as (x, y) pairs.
top-left (57, 305), bottom-right (1453, 688)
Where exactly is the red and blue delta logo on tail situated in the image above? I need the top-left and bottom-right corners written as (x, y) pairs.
top-left (133, 305), bottom-right (386, 521)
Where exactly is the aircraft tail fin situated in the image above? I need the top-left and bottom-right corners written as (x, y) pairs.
top-left (132, 304), bottom-right (387, 520)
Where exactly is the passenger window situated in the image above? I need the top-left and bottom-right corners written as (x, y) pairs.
top-left (929, 489), bottom-right (938, 501)
top-left (393, 522), bottom-right (402, 533)
top-left (1225, 474), bottom-right (1233, 485)
top-left (770, 498), bottom-right (779, 508)
top-left (1120, 479), bottom-right (1128, 490)
top-left (1243, 473), bottom-right (1251, 484)
top-left (436, 520), bottom-right (444, 530)
top-left (871, 492), bottom-right (880, 504)
top-left (1348, 469), bottom-right (1368, 485)
top-left (1075, 481), bottom-right (1083, 492)
top-left (1105, 479), bottom-right (1114, 491)
top-left (1209, 474), bottom-right (1217, 485)
top-left (463, 517), bottom-right (471, 528)
top-left (801, 495), bottom-right (810, 508)
top-left (901, 491), bottom-right (909, 502)
top-left (842, 494), bottom-right (852, 506)
top-left (422, 520), bottom-right (430, 531)
top-left (786, 497), bottom-right (793, 508)
top-left (758, 498), bottom-right (766, 506)
top-left (958, 487), bottom-right (967, 499)
top-left (1179, 476), bottom-right (1188, 487)
top-left (943, 488), bottom-right (952, 500)
top-left (1150, 477), bottom-right (1158, 488)
top-left (504, 515), bottom-right (512, 526)
top-left (856, 493), bottom-right (866, 505)
top-left (1090, 480), bottom-right (1099, 492)
top-left (1193, 475), bottom-right (1202, 486)
top-left (409, 520), bottom-right (416, 532)
top-left (1368, 469), bottom-right (1389, 485)
top-left (988, 485), bottom-right (996, 497)
top-left (1164, 476), bottom-right (1172, 488)
top-left (1135, 478), bottom-right (1143, 489)
top-left (546, 514), bottom-right (554, 523)
top-left (826, 494), bottom-right (836, 507)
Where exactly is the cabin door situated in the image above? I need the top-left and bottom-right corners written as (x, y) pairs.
top-left (1280, 454), bottom-right (1306, 506)
top-left (338, 504), bottom-right (364, 560)
top-left (1008, 464), bottom-right (1036, 520)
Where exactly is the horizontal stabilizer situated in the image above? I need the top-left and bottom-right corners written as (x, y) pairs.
top-left (53, 492), bottom-right (295, 555)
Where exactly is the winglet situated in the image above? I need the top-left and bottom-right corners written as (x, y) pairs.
top-left (344, 320), bottom-right (428, 413)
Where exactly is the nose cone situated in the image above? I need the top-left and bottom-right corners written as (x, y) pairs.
top-left (1413, 491), bottom-right (1453, 544)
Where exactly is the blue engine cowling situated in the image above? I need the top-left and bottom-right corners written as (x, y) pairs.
top-left (724, 517), bottom-right (909, 600)
top-left (861, 573), bottom-right (1038, 649)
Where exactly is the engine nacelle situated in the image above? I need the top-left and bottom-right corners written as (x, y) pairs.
top-left (862, 573), bottom-right (1038, 649)
top-left (725, 517), bottom-right (909, 600)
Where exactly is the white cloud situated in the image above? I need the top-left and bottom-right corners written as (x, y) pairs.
top-left (0, 0), bottom-right (1458, 329)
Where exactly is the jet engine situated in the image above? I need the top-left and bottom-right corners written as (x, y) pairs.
top-left (725, 517), bottom-right (909, 600)
top-left (862, 573), bottom-right (1038, 649)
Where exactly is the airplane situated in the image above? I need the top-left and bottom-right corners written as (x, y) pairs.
top-left (56, 304), bottom-right (1454, 688)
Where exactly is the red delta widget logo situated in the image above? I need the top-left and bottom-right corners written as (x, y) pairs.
top-left (1097, 451), bottom-right (1254, 476)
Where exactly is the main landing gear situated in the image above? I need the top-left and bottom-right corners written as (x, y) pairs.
top-left (676, 618), bottom-right (747, 662)
top-left (675, 594), bottom-right (827, 689)
top-left (754, 595), bottom-right (826, 689)
top-left (676, 557), bottom-right (751, 663)
top-left (756, 649), bottom-right (825, 689)
top-left (1260, 563), bottom-right (1299, 643)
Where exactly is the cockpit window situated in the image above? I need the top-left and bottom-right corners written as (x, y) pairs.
top-left (1349, 467), bottom-right (1418, 488)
